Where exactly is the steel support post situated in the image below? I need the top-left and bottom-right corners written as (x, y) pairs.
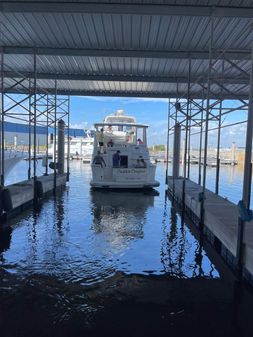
top-left (172, 123), bottom-right (181, 179)
top-left (57, 119), bottom-right (65, 174)
top-left (215, 100), bottom-right (222, 194)
top-left (200, 17), bottom-right (214, 228)
top-left (1, 50), bottom-right (4, 186)
top-left (198, 98), bottom-right (204, 185)
top-left (54, 80), bottom-right (57, 194)
top-left (45, 95), bottom-right (49, 175)
top-left (0, 49), bottom-right (3, 215)
top-left (187, 101), bottom-right (192, 179)
top-left (33, 53), bottom-right (37, 202)
top-left (236, 45), bottom-right (253, 277)
top-left (215, 57), bottom-right (224, 195)
top-left (67, 95), bottom-right (70, 181)
top-left (28, 78), bottom-right (32, 179)
top-left (182, 58), bottom-right (191, 207)
top-left (165, 98), bottom-right (171, 184)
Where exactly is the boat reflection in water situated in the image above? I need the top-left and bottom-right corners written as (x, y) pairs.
top-left (90, 188), bottom-right (159, 251)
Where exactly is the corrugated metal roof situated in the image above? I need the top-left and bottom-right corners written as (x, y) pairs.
top-left (1, 1), bottom-right (252, 99)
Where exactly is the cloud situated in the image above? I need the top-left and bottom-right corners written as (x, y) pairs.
top-left (147, 119), bottom-right (168, 145)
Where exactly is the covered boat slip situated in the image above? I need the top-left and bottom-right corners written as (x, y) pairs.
top-left (0, 1), bottom-right (253, 281)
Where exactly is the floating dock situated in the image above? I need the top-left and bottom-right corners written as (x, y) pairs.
top-left (0, 173), bottom-right (67, 221)
top-left (167, 177), bottom-right (253, 281)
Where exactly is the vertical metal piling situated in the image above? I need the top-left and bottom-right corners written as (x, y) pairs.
top-left (33, 52), bottom-right (37, 202)
top-left (182, 58), bottom-right (191, 208)
top-left (54, 80), bottom-right (57, 194)
top-left (1, 49), bottom-right (4, 187)
top-left (57, 119), bottom-right (65, 174)
top-left (45, 95), bottom-right (49, 176)
top-left (28, 78), bottom-right (32, 180)
top-left (172, 123), bottom-right (181, 179)
top-left (200, 17), bottom-right (214, 229)
top-left (187, 101), bottom-right (192, 179)
top-left (236, 45), bottom-right (253, 278)
top-left (215, 100), bottom-right (222, 195)
top-left (67, 95), bottom-right (70, 181)
top-left (165, 99), bottom-right (170, 184)
top-left (198, 98), bottom-right (204, 185)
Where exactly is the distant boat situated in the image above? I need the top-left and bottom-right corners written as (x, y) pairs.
top-left (4, 149), bottom-right (26, 176)
top-left (48, 131), bottom-right (94, 163)
top-left (66, 135), bottom-right (94, 163)
top-left (90, 110), bottom-right (160, 189)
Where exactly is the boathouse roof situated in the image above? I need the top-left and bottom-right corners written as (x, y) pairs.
top-left (1, 1), bottom-right (252, 99)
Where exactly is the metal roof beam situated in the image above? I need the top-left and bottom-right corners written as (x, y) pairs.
top-left (3, 46), bottom-right (251, 61)
top-left (3, 71), bottom-right (250, 85)
top-left (7, 88), bottom-right (249, 100)
top-left (1, 3), bottom-right (252, 18)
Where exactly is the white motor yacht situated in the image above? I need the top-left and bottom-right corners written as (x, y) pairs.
top-left (48, 132), bottom-right (94, 162)
top-left (90, 110), bottom-right (160, 189)
top-left (66, 135), bottom-right (94, 162)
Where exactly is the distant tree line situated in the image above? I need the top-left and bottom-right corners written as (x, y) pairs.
top-left (149, 145), bottom-right (166, 152)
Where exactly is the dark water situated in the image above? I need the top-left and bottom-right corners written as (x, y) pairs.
top-left (0, 161), bottom-right (253, 337)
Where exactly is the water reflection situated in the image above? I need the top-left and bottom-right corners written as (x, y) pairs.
top-left (161, 196), bottom-right (218, 278)
top-left (54, 194), bottom-right (66, 235)
top-left (90, 189), bottom-right (158, 248)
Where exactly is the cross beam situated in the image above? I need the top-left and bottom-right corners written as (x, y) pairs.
top-left (3, 46), bottom-right (251, 61)
top-left (1, 3), bottom-right (252, 18)
top-left (3, 71), bottom-right (250, 85)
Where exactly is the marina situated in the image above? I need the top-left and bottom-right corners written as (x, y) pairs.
top-left (0, 1), bottom-right (253, 337)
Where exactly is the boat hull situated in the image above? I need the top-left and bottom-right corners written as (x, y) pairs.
top-left (90, 165), bottom-right (160, 189)
top-left (90, 180), bottom-right (160, 189)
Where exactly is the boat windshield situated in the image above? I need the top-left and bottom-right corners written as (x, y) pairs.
top-left (104, 116), bottom-right (136, 124)
top-left (95, 124), bottom-right (147, 148)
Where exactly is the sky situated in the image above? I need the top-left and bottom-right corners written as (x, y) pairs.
top-left (70, 96), bottom-right (248, 148)
top-left (5, 94), bottom-right (249, 148)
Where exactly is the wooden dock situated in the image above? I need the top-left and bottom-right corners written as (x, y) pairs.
top-left (0, 173), bottom-right (67, 221)
top-left (167, 177), bottom-right (253, 280)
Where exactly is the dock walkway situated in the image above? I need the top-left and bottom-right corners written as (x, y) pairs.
top-left (1, 173), bottom-right (67, 221)
top-left (167, 177), bottom-right (253, 277)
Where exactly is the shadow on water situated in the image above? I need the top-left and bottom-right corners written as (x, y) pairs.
top-left (0, 164), bottom-right (253, 336)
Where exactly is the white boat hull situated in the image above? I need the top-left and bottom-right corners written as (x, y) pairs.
top-left (90, 166), bottom-right (159, 189)
top-left (90, 181), bottom-right (159, 189)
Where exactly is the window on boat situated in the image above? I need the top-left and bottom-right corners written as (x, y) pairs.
top-left (120, 155), bottom-right (128, 168)
top-left (136, 127), bottom-right (146, 146)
